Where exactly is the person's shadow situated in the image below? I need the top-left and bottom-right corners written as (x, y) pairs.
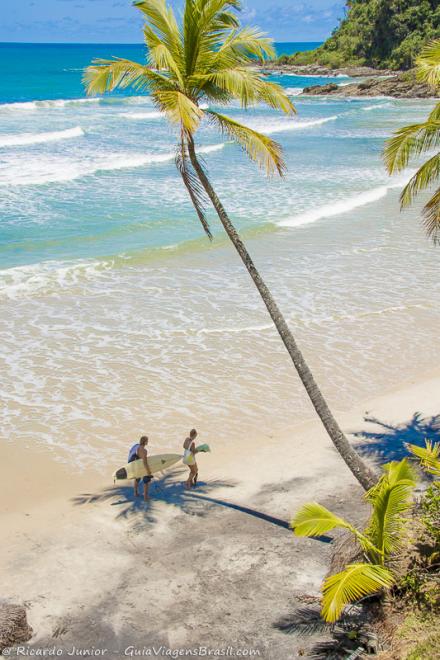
top-left (353, 412), bottom-right (440, 462)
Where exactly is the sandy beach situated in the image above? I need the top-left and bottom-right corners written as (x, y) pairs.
top-left (2, 368), bottom-right (439, 658)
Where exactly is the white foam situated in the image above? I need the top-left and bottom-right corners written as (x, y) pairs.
top-left (279, 176), bottom-right (411, 228)
top-left (0, 98), bottom-right (101, 111)
top-left (284, 87), bottom-right (304, 96)
top-left (198, 323), bottom-right (273, 335)
top-left (0, 126), bottom-right (84, 147)
top-left (119, 111), bottom-right (163, 120)
top-left (248, 115), bottom-right (338, 134)
top-left (0, 143), bottom-right (225, 187)
top-left (283, 73), bottom-right (349, 79)
top-left (363, 102), bottom-right (392, 111)
top-left (0, 259), bottom-right (111, 300)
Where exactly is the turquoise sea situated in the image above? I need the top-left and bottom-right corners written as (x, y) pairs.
top-left (1, 43), bottom-right (439, 466)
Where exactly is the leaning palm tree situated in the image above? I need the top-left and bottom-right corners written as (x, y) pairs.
top-left (292, 458), bottom-right (417, 622)
top-left (84, 0), bottom-right (375, 490)
top-left (384, 39), bottom-right (440, 243)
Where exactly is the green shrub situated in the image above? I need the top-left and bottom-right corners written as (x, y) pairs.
top-left (421, 483), bottom-right (440, 552)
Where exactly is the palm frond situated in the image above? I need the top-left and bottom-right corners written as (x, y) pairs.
top-left (195, 0), bottom-right (241, 33)
top-left (406, 440), bottom-right (440, 477)
top-left (195, 68), bottom-right (295, 115)
top-left (176, 139), bottom-right (212, 239)
top-left (134, 0), bottom-right (184, 72)
top-left (207, 110), bottom-right (285, 175)
top-left (400, 153), bottom-right (440, 208)
top-left (416, 39), bottom-right (440, 89)
top-left (321, 563), bottom-right (394, 623)
top-left (218, 26), bottom-right (276, 61)
top-left (196, 67), bottom-right (265, 106)
top-left (257, 79), bottom-right (296, 115)
top-left (383, 117), bottom-right (440, 174)
top-left (184, 0), bottom-right (241, 78)
top-left (153, 90), bottom-right (204, 131)
top-left (83, 58), bottom-right (172, 95)
top-left (422, 186), bottom-right (440, 243)
top-left (383, 457), bottom-right (418, 488)
top-left (144, 29), bottom-right (183, 83)
top-left (365, 460), bottom-right (416, 559)
top-left (371, 483), bottom-right (414, 557)
top-left (292, 503), bottom-right (354, 537)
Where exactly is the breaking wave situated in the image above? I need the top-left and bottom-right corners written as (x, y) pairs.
top-left (0, 126), bottom-right (84, 147)
top-left (0, 98), bottom-right (101, 111)
top-left (248, 115), bottom-right (338, 134)
top-left (119, 111), bottom-right (163, 120)
top-left (279, 176), bottom-right (410, 228)
top-left (0, 143), bottom-right (225, 187)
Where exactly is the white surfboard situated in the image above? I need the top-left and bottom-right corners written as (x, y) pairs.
top-left (113, 453), bottom-right (182, 481)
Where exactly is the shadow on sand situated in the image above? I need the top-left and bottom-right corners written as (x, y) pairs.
top-left (72, 469), bottom-right (332, 542)
top-left (353, 412), bottom-right (440, 463)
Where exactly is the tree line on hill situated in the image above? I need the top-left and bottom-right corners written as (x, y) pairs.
top-left (279, 0), bottom-right (440, 70)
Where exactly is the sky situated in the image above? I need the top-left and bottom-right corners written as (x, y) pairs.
top-left (0, 0), bottom-right (346, 43)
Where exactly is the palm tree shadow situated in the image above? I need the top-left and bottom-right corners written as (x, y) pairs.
top-left (71, 469), bottom-right (331, 542)
top-left (353, 412), bottom-right (440, 463)
top-left (273, 605), bottom-right (373, 658)
top-left (71, 469), bottom-right (233, 527)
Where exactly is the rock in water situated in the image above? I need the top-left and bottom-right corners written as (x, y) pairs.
top-left (0, 604), bottom-right (32, 653)
top-left (302, 73), bottom-right (435, 99)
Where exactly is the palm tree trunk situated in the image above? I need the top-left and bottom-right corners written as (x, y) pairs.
top-left (186, 136), bottom-right (376, 491)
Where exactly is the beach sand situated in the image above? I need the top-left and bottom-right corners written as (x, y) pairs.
top-left (1, 369), bottom-right (439, 658)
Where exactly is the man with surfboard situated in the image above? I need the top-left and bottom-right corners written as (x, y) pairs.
top-left (128, 435), bottom-right (153, 501)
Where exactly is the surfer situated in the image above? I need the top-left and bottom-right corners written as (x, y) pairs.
top-left (183, 428), bottom-right (198, 489)
top-left (128, 435), bottom-right (153, 501)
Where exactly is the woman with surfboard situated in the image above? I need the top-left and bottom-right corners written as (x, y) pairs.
top-left (183, 429), bottom-right (199, 489)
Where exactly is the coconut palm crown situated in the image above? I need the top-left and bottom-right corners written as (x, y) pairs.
top-left (84, 0), bottom-right (377, 491)
top-left (384, 39), bottom-right (440, 243)
top-left (84, 0), bottom-right (295, 238)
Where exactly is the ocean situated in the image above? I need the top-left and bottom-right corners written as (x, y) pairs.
top-left (1, 43), bottom-right (439, 467)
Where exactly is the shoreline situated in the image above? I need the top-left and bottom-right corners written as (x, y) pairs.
top-left (1, 367), bottom-right (439, 656)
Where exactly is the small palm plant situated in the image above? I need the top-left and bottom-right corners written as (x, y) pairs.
top-left (406, 439), bottom-right (440, 478)
top-left (84, 0), bottom-right (376, 490)
top-left (384, 39), bottom-right (440, 242)
top-left (291, 459), bottom-right (417, 622)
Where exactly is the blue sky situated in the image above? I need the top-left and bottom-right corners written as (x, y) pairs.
top-left (1, 1), bottom-right (346, 43)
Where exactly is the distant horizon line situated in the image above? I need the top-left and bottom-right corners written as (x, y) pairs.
top-left (0, 40), bottom-right (322, 46)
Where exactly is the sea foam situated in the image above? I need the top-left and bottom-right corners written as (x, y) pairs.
top-left (0, 126), bottom-right (84, 147)
top-left (0, 259), bottom-right (111, 300)
top-left (284, 88), bottom-right (304, 96)
top-left (279, 176), bottom-right (411, 228)
top-left (250, 115), bottom-right (338, 134)
top-left (119, 111), bottom-right (163, 120)
top-left (0, 143), bottom-right (225, 187)
top-left (0, 98), bottom-right (101, 111)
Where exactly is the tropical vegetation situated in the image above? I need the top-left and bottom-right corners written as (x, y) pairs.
top-left (290, 438), bottom-right (439, 639)
top-left (279, 0), bottom-right (440, 70)
top-left (384, 40), bottom-right (440, 243)
top-left (83, 0), bottom-right (376, 490)
top-left (291, 458), bottom-right (417, 622)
